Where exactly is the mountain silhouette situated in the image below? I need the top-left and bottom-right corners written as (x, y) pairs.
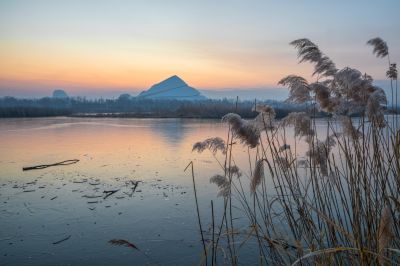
top-left (138, 75), bottom-right (206, 100)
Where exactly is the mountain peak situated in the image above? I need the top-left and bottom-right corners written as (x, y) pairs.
top-left (138, 75), bottom-right (206, 101)
top-left (157, 75), bottom-right (187, 87)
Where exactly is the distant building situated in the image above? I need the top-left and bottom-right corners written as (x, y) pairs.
top-left (118, 93), bottom-right (132, 100)
top-left (52, 89), bottom-right (69, 99)
top-left (138, 75), bottom-right (206, 101)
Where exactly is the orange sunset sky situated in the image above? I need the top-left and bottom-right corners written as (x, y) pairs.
top-left (1, 0), bottom-right (399, 97)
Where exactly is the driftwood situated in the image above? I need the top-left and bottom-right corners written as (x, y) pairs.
top-left (103, 189), bottom-right (119, 200)
top-left (23, 159), bottom-right (79, 171)
top-left (53, 235), bottom-right (71, 245)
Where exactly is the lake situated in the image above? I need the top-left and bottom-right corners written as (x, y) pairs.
top-left (1, 116), bottom-right (398, 265)
top-left (0, 117), bottom-right (266, 265)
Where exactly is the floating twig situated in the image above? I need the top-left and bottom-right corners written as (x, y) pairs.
top-left (103, 189), bottom-right (119, 200)
top-left (109, 239), bottom-right (139, 250)
top-left (53, 235), bottom-right (71, 245)
top-left (23, 159), bottom-right (79, 171)
top-left (108, 239), bottom-right (161, 265)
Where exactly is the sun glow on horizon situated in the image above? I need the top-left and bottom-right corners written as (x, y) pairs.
top-left (1, 0), bottom-right (399, 95)
top-left (0, 37), bottom-right (301, 91)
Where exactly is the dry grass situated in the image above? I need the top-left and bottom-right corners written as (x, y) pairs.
top-left (191, 38), bottom-right (399, 265)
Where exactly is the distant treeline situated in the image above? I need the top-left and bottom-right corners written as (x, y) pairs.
top-left (0, 96), bottom-right (313, 119)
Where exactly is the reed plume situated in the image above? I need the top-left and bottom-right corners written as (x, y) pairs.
top-left (252, 104), bottom-right (275, 116)
top-left (340, 116), bottom-right (362, 140)
top-left (191, 37), bottom-right (399, 265)
top-left (313, 55), bottom-right (338, 77)
top-left (366, 88), bottom-right (387, 128)
top-left (192, 137), bottom-right (227, 154)
top-left (290, 38), bottom-right (337, 77)
top-left (281, 112), bottom-right (314, 138)
top-left (227, 165), bottom-right (242, 178)
top-left (252, 104), bottom-right (276, 130)
top-left (210, 174), bottom-right (230, 198)
top-left (290, 38), bottom-right (322, 64)
top-left (332, 67), bottom-right (364, 98)
top-left (367, 37), bottom-right (389, 58)
top-left (278, 75), bottom-right (311, 103)
top-left (250, 159), bottom-right (264, 193)
top-left (222, 113), bottom-right (260, 148)
top-left (310, 82), bottom-right (339, 112)
top-left (306, 135), bottom-right (336, 176)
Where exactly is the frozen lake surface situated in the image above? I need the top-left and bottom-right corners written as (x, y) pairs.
top-left (0, 117), bottom-right (261, 265)
top-left (2, 116), bottom-right (397, 265)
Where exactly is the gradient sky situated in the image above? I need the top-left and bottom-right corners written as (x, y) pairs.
top-left (0, 0), bottom-right (399, 97)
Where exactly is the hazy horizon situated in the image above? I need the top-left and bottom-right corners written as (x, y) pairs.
top-left (1, 79), bottom-right (398, 106)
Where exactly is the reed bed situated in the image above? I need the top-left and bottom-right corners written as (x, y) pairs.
top-left (190, 38), bottom-right (399, 265)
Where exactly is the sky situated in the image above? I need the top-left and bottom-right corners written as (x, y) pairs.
top-left (0, 0), bottom-right (399, 98)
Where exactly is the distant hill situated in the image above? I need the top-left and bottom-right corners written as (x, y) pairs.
top-left (138, 75), bottom-right (206, 101)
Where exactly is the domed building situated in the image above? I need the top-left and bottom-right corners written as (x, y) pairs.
top-left (52, 89), bottom-right (69, 99)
